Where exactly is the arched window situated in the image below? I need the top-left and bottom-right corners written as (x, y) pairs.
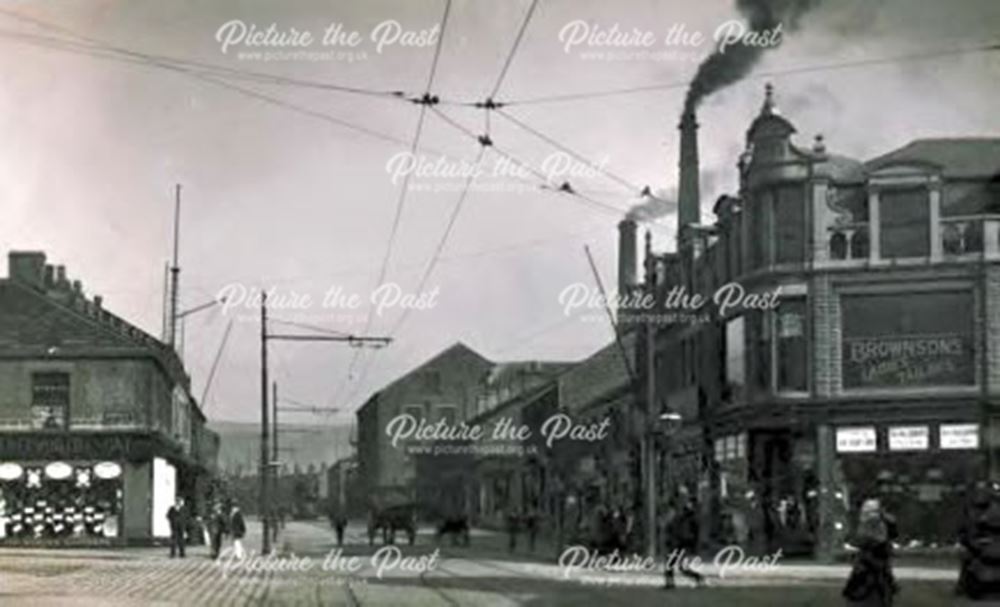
top-left (850, 230), bottom-right (870, 259)
top-left (830, 232), bottom-right (847, 260)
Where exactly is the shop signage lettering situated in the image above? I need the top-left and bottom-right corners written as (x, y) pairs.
top-left (0, 434), bottom-right (151, 460)
top-left (940, 424), bottom-right (979, 450)
top-left (888, 426), bottom-right (929, 451)
top-left (836, 427), bottom-right (876, 453)
top-left (843, 334), bottom-right (973, 388)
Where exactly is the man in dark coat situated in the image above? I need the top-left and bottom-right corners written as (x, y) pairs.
top-left (209, 502), bottom-right (229, 559)
top-left (166, 497), bottom-right (187, 558)
top-left (664, 499), bottom-right (705, 588)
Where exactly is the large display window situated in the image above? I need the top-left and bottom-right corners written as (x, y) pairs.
top-left (0, 461), bottom-right (123, 541)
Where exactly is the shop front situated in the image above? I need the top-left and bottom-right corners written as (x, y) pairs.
top-left (831, 421), bottom-right (986, 548)
top-left (0, 431), bottom-right (194, 546)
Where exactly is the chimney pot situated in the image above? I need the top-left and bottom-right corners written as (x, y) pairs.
top-left (56, 265), bottom-right (67, 287)
top-left (94, 295), bottom-right (103, 308)
top-left (72, 280), bottom-right (83, 294)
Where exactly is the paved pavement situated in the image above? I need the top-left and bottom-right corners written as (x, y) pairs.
top-left (0, 519), bottom-right (991, 606)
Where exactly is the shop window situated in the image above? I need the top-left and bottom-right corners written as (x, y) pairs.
top-left (31, 372), bottom-right (69, 430)
top-left (777, 300), bottom-right (808, 391)
top-left (0, 464), bottom-right (122, 540)
top-left (879, 188), bottom-right (930, 259)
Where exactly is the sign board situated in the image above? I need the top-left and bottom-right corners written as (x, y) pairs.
top-left (836, 427), bottom-right (877, 453)
top-left (841, 292), bottom-right (975, 388)
top-left (940, 424), bottom-right (979, 450)
top-left (888, 426), bottom-right (929, 451)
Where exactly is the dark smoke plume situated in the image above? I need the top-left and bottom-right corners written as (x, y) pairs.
top-left (684, 0), bottom-right (818, 114)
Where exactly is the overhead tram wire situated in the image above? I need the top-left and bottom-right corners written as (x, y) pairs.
top-left (0, 29), bottom-right (453, 156)
top-left (389, 144), bottom-right (488, 337)
top-left (487, 0), bottom-right (540, 100)
top-left (336, 0), bottom-right (455, 410)
top-left (349, 0), bottom-right (544, 406)
top-left (0, 8), bottom-right (417, 101)
top-left (499, 40), bottom-right (1000, 106)
top-left (495, 107), bottom-right (643, 194)
top-left (428, 106), bottom-right (630, 219)
top-left (268, 318), bottom-right (352, 338)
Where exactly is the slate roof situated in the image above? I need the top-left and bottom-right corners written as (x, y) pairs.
top-left (867, 138), bottom-right (1000, 179)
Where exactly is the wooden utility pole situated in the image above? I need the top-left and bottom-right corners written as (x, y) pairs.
top-left (260, 291), bottom-right (271, 554)
top-left (259, 300), bottom-right (391, 554)
top-left (168, 184), bottom-right (181, 348)
top-left (643, 230), bottom-right (658, 559)
top-left (272, 380), bottom-right (279, 543)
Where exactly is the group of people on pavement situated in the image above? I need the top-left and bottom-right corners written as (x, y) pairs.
top-left (504, 506), bottom-right (541, 553)
top-left (165, 497), bottom-right (247, 560)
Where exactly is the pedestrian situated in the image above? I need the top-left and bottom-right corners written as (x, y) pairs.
top-left (331, 507), bottom-right (347, 547)
top-left (166, 497), bottom-right (187, 558)
top-left (524, 506), bottom-right (540, 552)
top-left (208, 501), bottom-right (228, 559)
top-left (230, 504), bottom-right (246, 559)
top-left (842, 498), bottom-right (898, 606)
top-left (505, 508), bottom-right (520, 553)
top-left (663, 498), bottom-right (705, 589)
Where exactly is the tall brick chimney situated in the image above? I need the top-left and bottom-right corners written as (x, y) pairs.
top-left (678, 111), bottom-right (700, 228)
top-left (618, 218), bottom-right (637, 294)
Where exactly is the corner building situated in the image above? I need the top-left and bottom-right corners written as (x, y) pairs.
top-left (649, 85), bottom-right (1000, 558)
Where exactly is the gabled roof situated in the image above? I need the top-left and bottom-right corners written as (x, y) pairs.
top-left (357, 341), bottom-right (492, 410)
top-left (866, 138), bottom-right (1000, 179)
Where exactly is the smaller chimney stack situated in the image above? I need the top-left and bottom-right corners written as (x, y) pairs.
top-left (618, 219), bottom-right (638, 294)
top-left (55, 265), bottom-right (68, 288)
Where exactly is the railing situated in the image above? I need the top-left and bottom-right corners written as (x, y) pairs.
top-left (940, 215), bottom-right (1000, 257)
top-left (828, 223), bottom-right (870, 261)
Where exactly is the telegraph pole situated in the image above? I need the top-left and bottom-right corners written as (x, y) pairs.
top-left (643, 231), bottom-right (658, 559)
top-left (168, 184), bottom-right (181, 348)
top-left (272, 380), bottom-right (279, 543)
top-left (260, 291), bottom-right (271, 554)
top-left (259, 298), bottom-right (391, 554)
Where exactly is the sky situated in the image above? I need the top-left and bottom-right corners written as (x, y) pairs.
top-left (1, 0), bottom-right (998, 423)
